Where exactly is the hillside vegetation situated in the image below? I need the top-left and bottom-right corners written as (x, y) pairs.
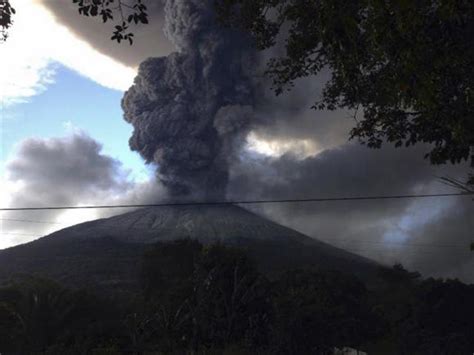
top-left (1, 240), bottom-right (473, 354)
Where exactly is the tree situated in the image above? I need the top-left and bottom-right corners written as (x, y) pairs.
top-left (0, 276), bottom-right (78, 353)
top-left (72, 0), bottom-right (149, 44)
top-left (140, 238), bottom-right (201, 303)
top-left (0, 0), bottom-right (148, 44)
top-left (0, 276), bottom-right (123, 354)
top-left (0, 0), bottom-right (15, 42)
top-left (440, 176), bottom-right (474, 193)
top-left (136, 239), bottom-right (202, 352)
top-left (218, 0), bottom-right (474, 183)
top-left (270, 269), bottom-right (384, 354)
top-left (137, 240), bottom-right (272, 352)
top-left (192, 244), bottom-right (272, 349)
top-left (373, 266), bottom-right (474, 354)
top-left (396, 278), bottom-right (474, 354)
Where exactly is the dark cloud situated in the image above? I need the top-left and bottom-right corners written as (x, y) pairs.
top-left (2, 133), bottom-right (166, 246)
top-left (122, 0), bottom-right (257, 199)
top-left (229, 143), bottom-right (443, 200)
top-left (6, 133), bottom-right (128, 207)
top-left (228, 143), bottom-right (474, 282)
top-left (254, 70), bottom-right (354, 150)
top-left (245, 29), bottom-right (355, 150)
top-left (40, 0), bottom-right (173, 67)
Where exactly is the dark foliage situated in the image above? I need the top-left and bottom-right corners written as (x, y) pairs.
top-left (374, 264), bottom-right (474, 354)
top-left (72, 0), bottom-right (148, 44)
top-left (219, 0), bottom-right (474, 184)
top-left (192, 244), bottom-right (272, 350)
top-left (0, 276), bottom-right (124, 354)
top-left (0, 0), bottom-right (15, 42)
top-left (1, 242), bottom-right (473, 354)
top-left (0, 0), bottom-right (148, 45)
top-left (397, 278), bottom-right (474, 354)
top-left (270, 269), bottom-right (383, 354)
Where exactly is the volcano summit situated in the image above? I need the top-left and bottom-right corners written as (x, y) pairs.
top-left (0, 205), bottom-right (381, 290)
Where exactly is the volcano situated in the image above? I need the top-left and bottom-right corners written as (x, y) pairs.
top-left (0, 205), bottom-right (382, 290)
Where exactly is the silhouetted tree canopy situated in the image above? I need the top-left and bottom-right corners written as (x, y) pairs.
top-left (218, 0), bottom-right (474, 184)
top-left (271, 269), bottom-right (384, 354)
top-left (0, 276), bottom-right (122, 354)
top-left (1, 243), bottom-right (474, 353)
top-left (72, 0), bottom-right (148, 44)
top-left (0, 0), bottom-right (15, 42)
top-left (136, 240), bottom-right (272, 352)
top-left (0, 0), bottom-right (147, 44)
top-left (373, 264), bottom-right (474, 354)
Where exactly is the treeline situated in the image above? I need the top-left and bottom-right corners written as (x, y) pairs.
top-left (0, 239), bottom-right (473, 354)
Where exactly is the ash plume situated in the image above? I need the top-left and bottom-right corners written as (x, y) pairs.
top-left (118, 0), bottom-right (473, 283)
top-left (122, 0), bottom-right (256, 200)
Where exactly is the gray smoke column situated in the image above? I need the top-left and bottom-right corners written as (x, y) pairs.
top-left (122, 0), bottom-right (256, 200)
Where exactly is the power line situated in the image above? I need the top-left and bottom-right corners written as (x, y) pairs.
top-left (1, 232), bottom-right (39, 236)
top-left (0, 218), bottom-right (64, 225)
top-left (1, 191), bottom-right (472, 211)
top-left (343, 247), bottom-right (472, 257)
top-left (330, 239), bottom-right (470, 249)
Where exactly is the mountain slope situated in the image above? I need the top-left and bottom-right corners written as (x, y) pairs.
top-left (0, 205), bottom-right (383, 290)
top-left (40, 205), bottom-right (316, 243)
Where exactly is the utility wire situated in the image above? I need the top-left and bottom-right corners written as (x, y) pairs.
top-left (1, 232), bottom-right (39, 236)
top-left (343, 247), bottom-right (471, 257)
top-left (0, 218), bottom-right (64, 225)
top-left (330, 239), bottom-right (470, 249)
top-left (1, 191), bottom-right (472, 211)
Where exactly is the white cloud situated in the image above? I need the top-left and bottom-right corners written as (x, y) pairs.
top-left (245, 131), bottom-right (321, 158)
top-left (0, 0), bottom-right (136, 107)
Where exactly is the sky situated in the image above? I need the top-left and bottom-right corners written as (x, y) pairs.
top-left (0, 1), bottom-right (140, 169)
top-left (1, 0), bottom-right (473, 282)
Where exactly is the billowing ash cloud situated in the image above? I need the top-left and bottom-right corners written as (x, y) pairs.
top-left (1, 133), bottom-right (166, 249)
top-left (227, 143), bottom-right (474, 283)
top-left (122, 0), bottom-right (256, 200)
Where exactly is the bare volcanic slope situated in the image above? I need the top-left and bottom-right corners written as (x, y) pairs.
top-left (0, 205), bottom-right (382, 289)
